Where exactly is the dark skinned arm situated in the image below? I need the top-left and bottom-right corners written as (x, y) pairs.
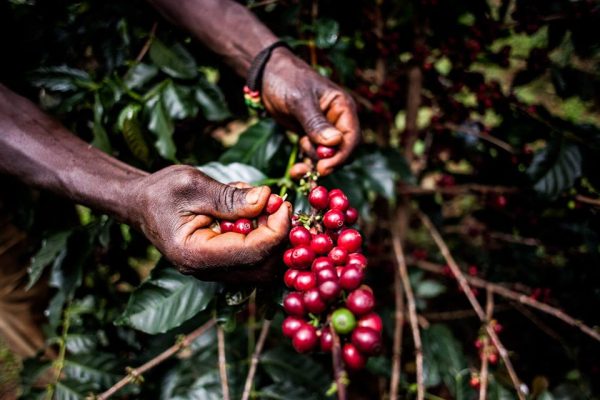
top-left (0, 84), bottom-right (290, 283)
top-left (148, 0), bottom-right (361, 176)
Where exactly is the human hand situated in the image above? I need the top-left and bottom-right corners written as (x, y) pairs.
top-left (129, 165), bottom-right (291, 283)
top-left (261, 48), bottom-right (360, 177)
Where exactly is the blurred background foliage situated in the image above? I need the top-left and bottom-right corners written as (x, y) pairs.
top-left (0, 0), bottom-right (599, 399)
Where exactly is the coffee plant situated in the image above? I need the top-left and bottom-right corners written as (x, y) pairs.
top-left (0, 0), bottom-right (599, 399)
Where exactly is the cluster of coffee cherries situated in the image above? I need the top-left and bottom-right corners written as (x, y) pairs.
top-left (218, 194), bottom-right (284, 234)
top-left (281, 186), bottom-right (383, 370)
top-left (474, 320), bottom-right (503, 365)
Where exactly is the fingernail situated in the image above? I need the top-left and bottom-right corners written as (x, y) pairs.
top-left (246, 187), bottom-right (265, 204)
top-left (320, 128), bottom-right (341, 140)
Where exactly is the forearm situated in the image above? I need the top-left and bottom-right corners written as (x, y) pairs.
top-left (0, 84), bottom-right (147, 224)
top-left (148, 0), bottom-right (278, 76)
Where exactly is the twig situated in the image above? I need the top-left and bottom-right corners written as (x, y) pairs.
top-left (97, 319), bottom-right (216, 400)
top-left (479, 290), bottom-right (493, 400)
top-left (443, 122), bottom-right (515, 154)
top-left (392, 211), bottom-right (424, 400)
top-left (412, 259), bottom-right (600, 343)
top-left (217, 325), bottom-right (230, 400)
top-left (418, 211), bottom-right (526, 400)
top-left (389, 266), bottom-right (405, 400)
top-left (134, 22), bottom-right (157, 63)
top-left (241, 319), bottom-right (271, 400)
top-left (45, 301), bottom-right (72, 400)
top-left (575, 195), bottom-right (600, 207)
top-left (331, 328), bottom-right (348, 400)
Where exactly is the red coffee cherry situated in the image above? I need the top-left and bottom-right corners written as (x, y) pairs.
top-left (339, 265), bottom-right (364, 291)
top-left (308, 186), bottom-right (329, 210)
top-left (289, 226), bottom-right (311, 246)
top-left (283, 292), bottom-right (305, 316)
top-left (323, 209), bottom-right (345, 230)
top-left (357, 313), bottom-right (383, 333)
top-left (328, 189), bottom-right (344, 198)
top-left (233, 218), bottom-right (253, 235)
top-left (347, 287), bottom-right (375, 316)
top-left (284, 269), bottom-right (299, 288)
top-left (316, 145), bottom-right (336, 159)
top-left (469, 375), bottom-right (481, 389)
top-left (342, 343), bottom-right (367, 370)
top-left (347, 253), bottom-right (368, 269)
top-left (318, 280), bottom-right (341, 302)
top-left (293, 324), bottom-right (318, 353)
top-left (266, 194), bottom-right (284, 214)
top-left (282, 316), bottom-right (305, 338)
top-left (337, 229), bottom-right (362, 253)
top-left (220, 220), bottom-right (235, 233)
top-left (345, 207), bottom-right (359, 225)
top-left (310, 233), bottom-right (334, 255)
top-left (316, 267), bottom-right (338, 284)
top-left (329, 192), bottom-right (349, 212)
top-left (294, 271), bottom-right (317, 291)
top-left (291, 245), bottom-right (315, 269)
top-left (312, 256), bottom-right (334, 272)
top-left (283, 249), bottom-right (294, 268)
top-left (351, 327), bottom-right (382, 355)
top-left (320, 328), bottom-right (333, 352)
top-left (303, 289), bottom-right (327, 314)
top-left (328, 246), bottom-right (348, 265)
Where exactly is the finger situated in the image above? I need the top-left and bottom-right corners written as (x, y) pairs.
top-left (299, 136), bottom-right (316, 159)
top-left (294, 98), bottom-right (343, 148)
top-left (289, 162), bottom-right (311, 180)
top-left (228, 181), bottom-right (254, 189)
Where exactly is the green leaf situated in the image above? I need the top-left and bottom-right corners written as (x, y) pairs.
top-left (64, 334), bottom-right (98, 354)
top-left (28, 66), bottom-right (92, 92)
top-left (422, 324), bottom-right (468, 395)
top-left (315, 19), bottom-right (339, 49)
top-left (163, 80), bottom-right (198, 120)
top-left (118, 104), bottom-right (150, 164)
top-left (27, 231), bottom-right (71, 290)
top-left (527, 140), bottom-right (582, 199)
top-left (195, 79), bottom-right (231, 121)
top-left (63, 353), bottom-right (119, 389)
top-left (117, 267), bottom-right (216, 334)
top-left (416, 279), bottom-right (446, 299)
top-left (53, 379), bottom-right (95, 400)
top-left (198, 162), bottom-right (267, 185)
top-left (149, 39), bottom-right (197, 80)
top-left (147, 96), bottom-right (177, 162)
top-left (124, 63), bottom-right (159, 89)
top-left (261, 348), bottom-right (330, 396)
top-left (219, 119), bottom-right (283, 171)
top-left (91, 94), bottom-right (112, 154)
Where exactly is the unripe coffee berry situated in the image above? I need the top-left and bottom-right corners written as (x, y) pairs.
top-left (331, 308), bottom-right (357, 335)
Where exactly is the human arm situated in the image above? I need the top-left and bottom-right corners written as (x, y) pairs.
top-left (0, 84), bottom-right (290, 282)
top-left (147, 0), bottom-right (360, 176)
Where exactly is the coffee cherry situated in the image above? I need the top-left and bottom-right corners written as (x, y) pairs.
top-left (357, 313), bottom-right (383, 333)
top-left (233, 218), bottom-right (253, 235)
top-left (347, 253), bottom-right (368, 269)
top-left (329, 192), bottom-right (349, 212)
top-left (342, 343), bottom-right (367, 370)
top-left (294, 271), bottom-right (317, 291)
top-left (316, 267), bottom-right (338, 284)
top-left (220, 220), bottom-right (235, 233)
top-left (488, 353), bottom-right (498, 364)
top-left (293, 324), bottom-right (318, 353)
top-left (331, 308), bottom-right (357, 335)
top-left (328, 247), bottom-right (348, 265)
top-left (336, 266), bottom-right (344, 278)
top-left (266, 194), bottom-right (284, 214)
top-left (312, 256), bottom-right (334, 272)
top-left (284, 269), bottom-right (299, 288)
top-left (291, 245), bottom-right (315, 269)
top-left (320, 328), bottom-right (333, 352)
top-left (308, 186), bottom-right (329, 209)
top-left (328, 189), bottom-right (344, 198)
top-left (339, 265), bottom-right (364, 291)
top-left (283, 292), bottom-right (305, 316)
top-left (323, 209), bottom-right (345, 230)
top-left (318, 280), bottom-right (341, 302)
top-left (283, 249), bottom-right (294, 268)
top-left (469, 375), bottom-right (481, 389)
top-left (316, 145), bottom-right (336, 159)
top-left (337, 229), bottom-right (362, 253)
top-left (289, 226), bottom-right (311, 246)
top-left (303, 289), bottom-right (327, 314)
top-left (310, 233), bottom-right (334, 255)
top-left (282, 316), bottom-right (305, 338)
top-left (351, 327), bottom-right (382, 355)
top-left (345, 207), bottom-right (359, 225)
top-left (347, 287), bottom-right (375, 316)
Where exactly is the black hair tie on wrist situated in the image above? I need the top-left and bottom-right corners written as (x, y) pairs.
top-left (244, 40), bottom-right (290, 112)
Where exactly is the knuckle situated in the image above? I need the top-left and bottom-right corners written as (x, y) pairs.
top-left (212, 184), bottom-right (238, 214)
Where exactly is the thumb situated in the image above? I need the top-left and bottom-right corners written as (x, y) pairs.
top-left (295, 100), bottom-right (343, 147)
top-left (202, 179), bottom-right (271, 220)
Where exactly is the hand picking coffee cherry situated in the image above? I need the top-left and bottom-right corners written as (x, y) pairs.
top-left (217, 194), bottom-right (284, 235)
top-left (316, 145), bottom-right (337, 159)
top-left (280, 186), bottom-right (383, 370)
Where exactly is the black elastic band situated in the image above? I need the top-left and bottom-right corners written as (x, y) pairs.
top-left (246, 40), bottom-right (290, 92)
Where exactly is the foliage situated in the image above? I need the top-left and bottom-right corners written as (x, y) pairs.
top-left (0, 0), bottom-right (599, 399)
